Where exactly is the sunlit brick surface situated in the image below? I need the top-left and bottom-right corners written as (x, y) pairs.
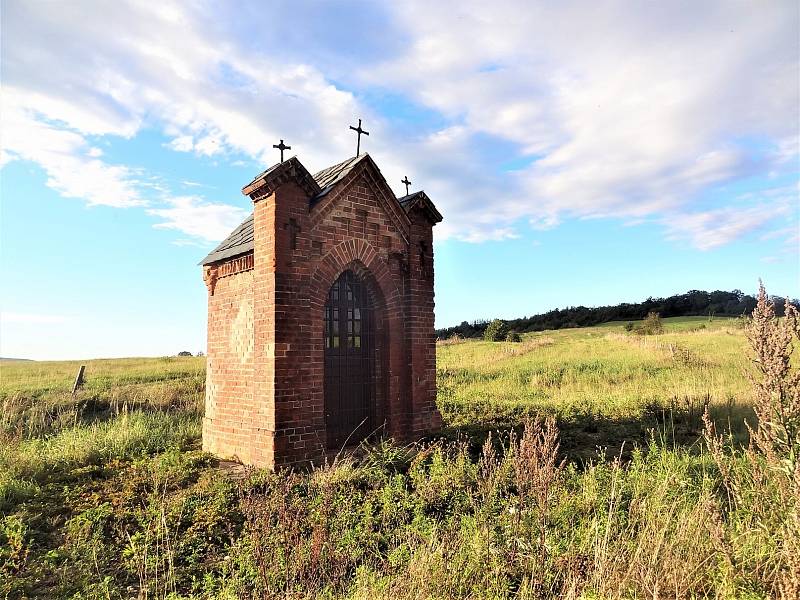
top-left (203, 157), bottom-right (442, 468)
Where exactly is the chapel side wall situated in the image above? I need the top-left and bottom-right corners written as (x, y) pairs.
top-left (203, 267), bottom-right (255, 463)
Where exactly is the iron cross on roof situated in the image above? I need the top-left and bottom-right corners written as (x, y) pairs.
top-left (273, 139), bottom-right (291, 162)
top-left (349, 118), bottom-right (369, 156)
top-left (401, 176), bottom-right (411, 195)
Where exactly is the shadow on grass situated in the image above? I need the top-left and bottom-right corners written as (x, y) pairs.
top-left (436, 397), bottom-right (753, 465)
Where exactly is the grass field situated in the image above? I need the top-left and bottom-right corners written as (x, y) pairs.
top-left (437, 317), bottom-right (754, 457)
top-left (1, 315), bottom-right (797, 599)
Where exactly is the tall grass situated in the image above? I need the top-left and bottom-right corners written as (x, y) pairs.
top-left (0, 411), bottom-right (200, 510)
top-left (229, 308), bottom-right (796, 598)
top-left (1, 312), bottom-right (797, 598)
top-left (227, 429), bottom-right (791, 598)
top-left (0, 356), bottom-right (204, 513)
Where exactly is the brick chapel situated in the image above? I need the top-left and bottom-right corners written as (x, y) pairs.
top-left (200, 151), bottom-right (443, 468)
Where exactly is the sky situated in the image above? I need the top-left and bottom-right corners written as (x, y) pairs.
top-left (1, 0), bottom-right (798, 360)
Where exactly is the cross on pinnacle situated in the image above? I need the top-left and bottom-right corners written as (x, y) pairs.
top-left (401, 176), bottom-right (411, 195)
top-left (349, 118), bottom-right (369, 156)
top-left (273, 139), bottom-right (291, 162)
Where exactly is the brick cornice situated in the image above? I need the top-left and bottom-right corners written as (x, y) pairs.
top-left (401, 191), bottom-right (443, 224)
top-left (242, 157), bottom-right (320, 200)
top-left (203, 253), bottom-right (254, 295)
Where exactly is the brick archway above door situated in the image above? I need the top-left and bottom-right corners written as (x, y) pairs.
top-left (308, 238), bottom-right (399, 316)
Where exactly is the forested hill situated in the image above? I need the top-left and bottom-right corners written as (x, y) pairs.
top-left (436, 290), bottom-right (797, 339)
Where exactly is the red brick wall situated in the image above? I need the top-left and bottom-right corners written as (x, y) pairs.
top-left (204, 159), bottom-right (441, 467)
top-left (202, 264), bottom-right (255, 463)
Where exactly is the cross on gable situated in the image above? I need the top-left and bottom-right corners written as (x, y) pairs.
top-left (349, 118), bottom-right (369, 156)
top-left (273, 139), bottom-right (291, 162)
top-left (401, 176), bottom-right (411, 195)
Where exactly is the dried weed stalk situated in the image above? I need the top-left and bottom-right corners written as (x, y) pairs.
top-left (746, 282), bottom-right (800, 478)
top-left (704, 282), bottom-right (800, 598)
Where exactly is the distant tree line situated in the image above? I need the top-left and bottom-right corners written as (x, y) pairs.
top-left (436, 289), bottom-right (798, 340)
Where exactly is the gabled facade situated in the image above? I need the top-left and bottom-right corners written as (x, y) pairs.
top-left (200, 153), bottom-right (443, 468)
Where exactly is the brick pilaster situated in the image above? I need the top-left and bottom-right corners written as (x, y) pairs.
top-left (250, 188), bottom-right (278, 468)
top-left (407, 208), bottom-right (442, 436)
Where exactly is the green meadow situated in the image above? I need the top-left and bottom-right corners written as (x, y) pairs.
top-left (1, 315), bottom-right (796, 599)
top-left (437, 317), bottom-right (753, 455)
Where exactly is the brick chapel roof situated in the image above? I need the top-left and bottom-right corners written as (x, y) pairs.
top-left (200, 154), bottom-right (441, 266)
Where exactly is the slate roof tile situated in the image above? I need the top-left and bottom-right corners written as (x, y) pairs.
top-left (200, 214), bottom-right (254, 265)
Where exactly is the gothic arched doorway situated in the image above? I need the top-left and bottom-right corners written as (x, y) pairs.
top-left (323, 269), bottom-right (379, 449)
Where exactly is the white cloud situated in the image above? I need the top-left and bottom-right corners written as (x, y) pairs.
top-left (663, 207), bottom-right (775, 251)
top-left (168, 136), bottom-right (195, 152)
top-left (1, 0), bottom-right (797, 248)
top-left (367, 0), bottom-right (799, 244)
top-left (758, 218), bottom-right (800, 264)
top-left (2, 0), bottom-right (371, 244)
top-left (662, 187), bottom-right (795, 251)
top-left (147, 196), bottom-right (248, 242)
top-left (180, 180), bottom-right (210, 189)
top-left (1, 91), bottom-right (145, 208)
top-left (0, 0), bottom-right (366, 240)
top-left (762, 225), bottom-right (800, 243)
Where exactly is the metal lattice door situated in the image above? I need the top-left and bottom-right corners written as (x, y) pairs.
top-left (323, 270), bottom-right (375, 449)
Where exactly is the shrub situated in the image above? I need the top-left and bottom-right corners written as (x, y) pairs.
top-left (506, 331), bottom-right (522, 343)
top-left (634, 311), bottom-right (664, 335)
top-left (438, 334), bottom-right (465, 346)
top-left (624, 322), bottom-right (635, 332)
top-left (484, 319), bottom-right (509, 342)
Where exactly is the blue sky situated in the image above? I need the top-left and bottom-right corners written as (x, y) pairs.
top-left (1, 0), bottom-right (798, 360)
